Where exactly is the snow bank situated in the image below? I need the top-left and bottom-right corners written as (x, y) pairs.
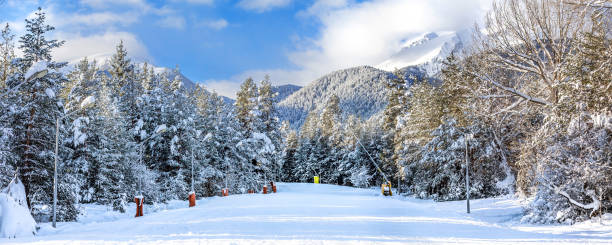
top-left (0, 176), bottom-right (36, 238)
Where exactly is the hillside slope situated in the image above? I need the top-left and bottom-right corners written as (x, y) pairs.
top-left (277, 66), bottom-right (426, 128)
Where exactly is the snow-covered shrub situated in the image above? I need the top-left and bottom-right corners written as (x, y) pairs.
top-left (523, 112), bottom-right (611, 224)
top-left (350, 166), bottom-right (373, 188)
top-left (0, 175), bottom-right (36, 238)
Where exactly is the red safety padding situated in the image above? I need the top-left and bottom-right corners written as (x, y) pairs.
top-left (188, 193), bottom-right (196, 207)
top-left (134, 197), bottom-right (144, 217)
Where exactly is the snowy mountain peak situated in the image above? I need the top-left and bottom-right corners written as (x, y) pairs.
top-left (376, 30), bottom-right (471, 74)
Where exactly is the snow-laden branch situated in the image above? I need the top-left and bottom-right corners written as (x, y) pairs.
top-left (493, 98), bottom-right (526, 115)
top-left (478, 94), bottom-right (513, 99)
top-left (470, 72), bottom-right (552, 106)
top-left (563, 0), bottom-right (612, 9)
top-left (543, 182), bottom-right (601, 217)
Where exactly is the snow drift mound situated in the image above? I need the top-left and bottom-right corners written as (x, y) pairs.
top-left (0, 175), bottom-right (37, 238)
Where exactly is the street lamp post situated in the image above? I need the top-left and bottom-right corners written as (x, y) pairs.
top-left (53, 96), bottom-right (95, 228)
top-left (465, 133), bottom-right (473, 214)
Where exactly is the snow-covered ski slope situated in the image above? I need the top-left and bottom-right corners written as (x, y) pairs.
top-left (4, 183), bottom-right (612, 244)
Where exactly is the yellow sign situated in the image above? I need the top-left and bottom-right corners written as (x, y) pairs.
top-left (381, 182), bottom-right (392, 196)
top-left (314, 176), bottom-right (319, 184)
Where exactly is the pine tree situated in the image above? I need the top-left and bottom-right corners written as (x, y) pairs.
top-left (17, 8), bottom-right (64, 68)
top-left (192, 89), bottom-right (225, 195)
top-left (235, 77), bottom-right (257, 134)
top-left (7, 8), bottom-right (77, 221)
top-left (90, 81), bottom-right (137, 212)
top-left (0, 23), bottom-right (16, 88)
top-left (280, 121), bottom-right (298, 182)
top-left (256, 76), bottom-right (282, 181)
top-left (109, 41), bottom-right (141, 131)
top-left (157, 68), bottom-right (190, 200)
top-left (381, 71), bottom-right (407, 185)
top-left (0, 23), bottom-right (17, 187)
top-left (61, 58), bottom-right (98, 206)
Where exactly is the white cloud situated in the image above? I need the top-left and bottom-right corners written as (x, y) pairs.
top-left (199, 19), bottom-right (228, 30)
top-left (157, 16), bottom-right (186, 29)
top-left (237, 0), bottom-right (292, 13)
top-left (52, 31), bottom-right (151, 64)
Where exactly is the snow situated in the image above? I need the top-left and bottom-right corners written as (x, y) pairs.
top-left (80, 96), bottom-right (95, 108)
top-left (72, 117), bottom-right (89, 147)
top-left (44, 88), bottom-right (55, 98)
top-left (154, 124), bottom-right (167, 134)
top-left (0, 176), bottom-right (37, 238)
top-left (24, 61), bottom-right (48, 81)
top-left (253, 132), bottom-right (275, 153)
top-left (2, 183), bottom-right (611, 244)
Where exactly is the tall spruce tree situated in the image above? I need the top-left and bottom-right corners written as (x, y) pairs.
top-left (9, 8), bottom-right (75, 221)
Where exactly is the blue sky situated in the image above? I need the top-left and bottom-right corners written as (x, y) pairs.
top-left (1, 0), bottom-right (489, 98)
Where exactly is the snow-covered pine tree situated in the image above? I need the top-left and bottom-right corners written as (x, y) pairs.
top-left (109, 41), bottom-right (141, 132)
top-left (279, 121), bottom-right (298, 182)
top-left (191, 88), bottom-right (225, 196)
top-left (235, 77), bottom-right (257, 134)
top-left (8, 8), bottom-right (76, 221)
top-left (0, 23), bottom-right (17, 187)
top-left (17, 7), bottom-right (64, 69)
top-left (157, 68), bottom-right (190, 200)
top-left (292, 112), bottom-right (318, 182)
top-left (139, 62), bottom-right (156, 92)
top-left (62, 57), bottom-right (98, 204)
top-left (257, 76), bottom-right (282, 181)
top-left (90, 79), bottom-right (138, 212)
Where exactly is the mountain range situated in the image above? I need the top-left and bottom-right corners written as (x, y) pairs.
top-left (276, 30), bottom-right (468, 129)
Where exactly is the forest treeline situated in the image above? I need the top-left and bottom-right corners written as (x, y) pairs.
top-left (0, 0), bottom-right (610, 225)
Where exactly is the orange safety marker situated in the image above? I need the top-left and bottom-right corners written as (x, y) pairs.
top-left (263, 185), bottom-right (268, 194)
top-left (188, 192), bottom-right (196, 207)
top-left (222, 188), bottom-right (229, 196)
top-left (134, 196), bottom-right (144, 217)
